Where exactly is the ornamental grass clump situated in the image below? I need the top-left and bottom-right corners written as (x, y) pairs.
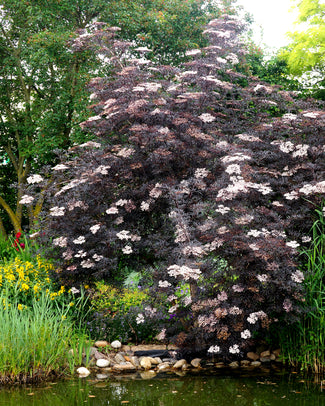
top-left (30, 11), bottom-right (325, 359)
top-left (0, 293), bottom-right (77, 384)
top-left (278, 206), bottom-right (325, 373)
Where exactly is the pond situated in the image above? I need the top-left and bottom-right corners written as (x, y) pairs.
top-left (0, 370), bottom-right (324, 405)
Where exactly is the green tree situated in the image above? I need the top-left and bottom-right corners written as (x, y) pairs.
top-left (0, 0), bottom-right (232, 235)
top-left (101, 0), bottom-right (226, 64)
top-left (0, 0), bottom-right (107, 234)
top-left (281, 0), bottom-right (325, 89)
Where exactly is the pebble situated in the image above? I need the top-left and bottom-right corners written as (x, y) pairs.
top-left (115, 353), bottom-right (126, 363)
top-left (111, 340), bottom-right (122, 349)
top-left (95, 340), bottom-right (109, 348)
top-left (112, 362), bottom-right (136, 372)
top-left (96, 359), bottom-right (110, 368)
top-left (247, 352), bottom-right (259, 361)
top-left (191, 358), bottom-right (201, 368)
top-left (173, 359), bottom-right (187, 369)
top-left (77, 367), bottom-right (90, 377)
top-left (140, 357), bottom-right (152, 370)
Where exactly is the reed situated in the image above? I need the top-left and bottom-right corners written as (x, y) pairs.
top-left (0, 292), bottom-right (86, 383)
top-left (279, 206), bottom-right (325, 373)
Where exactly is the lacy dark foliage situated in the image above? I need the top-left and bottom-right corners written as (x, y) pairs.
top-left (37, 13), bottom-right (325, 357)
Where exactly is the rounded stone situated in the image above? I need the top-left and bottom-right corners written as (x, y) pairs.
top-left (140, 357), bottom-right (152, 370)
top-left (157, 362), bottom-right (170, 372)
top-left (247, 352), bottom-right (259, 361)
top-left (173, 359), bottom-right (187, 369)
top-left (96, 358), bottom-right (110, 368)
top-left (191, 358), bottom-right (201, 368)
top-left (140, 370), bottom-right (156, 380)
top-left (77, 367), bottom-right (90, 377)
top-left (95, 340), bottom-right (109, 348)
top-left (111, 340), bottom-right (122, 349)
top-left (96, 373), bottom-right (109, 380)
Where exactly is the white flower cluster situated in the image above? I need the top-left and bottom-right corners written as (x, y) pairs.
top-left (208, 345), bottom-right (220, 354)
top-left (240, 330), bottom-right (251, 339)
top-left (53, 237), bottom-right (68, 247)
top-left (79, 141), bottom-right (101, 148)
top-left (50, 206), bottom-right (65, 216)
top-left (167, 264), bottom-right (201, 281)
top-left (52, 164), bottom-right (69, 171)
top-left (149, 183), bottom-right (163, 199)
top-left (282, 113), bottom-right (297, 122)
top-left (198, 113), bottom-right (216, 123)
top-left (93, 254), bottom-right (103, 262)
top-left (73, 236), bottom-right (86, 245)
top-left (257, 274), bottom-right (269, 283)
top-left (215, 204), bottom-right (230, 215)
top-left (235, 133), bottom-right (261, 142)
top-left (81, 259), bottom-right (95, 268)
top-left (226, 53), bottom-right (239, 64)
top-left (116, 230), bottom-right (131, 240)
top-left (116, 147), bottom-right (135, 158)
top-left (194, 168), bottom-right (210, 179)
top-left (229, 306), bottom-right (243, 315)
top-left (136, 314), bottom-right (145, 324)
top-left (217, 291), bottom-right (227, 301)
top-left (303, 111), bottom-right (319, 118)
top-left (286, 240), bottom-right (300, 249)
top-left (158, 280), bottom-right (171, 288)
top-left (122, 245), bottom-right (133, 254)
top-left (106, 207), bottom-right (119, 215)
top-left (225, 164), bottom-right (241, 175)
top-left (247, 310), bottom-right (267, 324)
top-left (182, 245), bottom-right (205, 257)
top-left (74, 250), bottom-right (87, 258)
top-left (19, 195), bottom-right (34, 204)
top-left (291, 270), bottom-right (304, 283)
top-left (132, 82), bottom-right (162, 92)
top-left (90, 224), bottom-right (101, 234)
top-left (185, 49), bottom-right (201, 56)
top-left (94, 165), bottom-right (111, 175)
top-left (229, 344), bottom-right (240, 354)
top-left (27, 174), bottom-right (43, 184)
top-left (140, 201), bottom-right (150, 211)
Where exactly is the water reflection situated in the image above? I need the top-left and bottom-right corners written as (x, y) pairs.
top-left (0, 371), bottom-right (324, 405)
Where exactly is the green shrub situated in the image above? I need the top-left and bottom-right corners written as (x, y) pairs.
top-left (87, 281), bottom-right (159, 343)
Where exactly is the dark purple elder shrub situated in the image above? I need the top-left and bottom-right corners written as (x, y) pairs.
top-left (36, 14), bottom-right (325, 357)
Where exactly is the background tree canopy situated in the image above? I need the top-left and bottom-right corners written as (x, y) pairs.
top-left (0, 0), bottom-right (228, 235)
top-left (279, 0), bottom-right (325, 98)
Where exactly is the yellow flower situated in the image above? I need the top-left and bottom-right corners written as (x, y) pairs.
top-left (84, 284), bottom-right (89, 289)
top-left (69, 302), bottom-right (74, 307)
top-left (33, 284), bottom-right (41, 293)
top-left (21, 283), bottom-right (30, 291)
top-left (17, 304), bottom-right (23, 311)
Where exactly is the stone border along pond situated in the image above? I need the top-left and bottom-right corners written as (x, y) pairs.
top-left (76, 340), bottom-right (283, 378)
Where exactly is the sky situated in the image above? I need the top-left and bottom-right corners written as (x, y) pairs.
top-left (235, 0), bottom-right (299, 51)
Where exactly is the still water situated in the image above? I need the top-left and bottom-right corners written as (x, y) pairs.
top-left (0, 370), bottom-right (324, 405)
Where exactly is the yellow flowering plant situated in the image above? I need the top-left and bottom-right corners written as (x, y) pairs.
top-left (0, 256), bottom-right (67, 309)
